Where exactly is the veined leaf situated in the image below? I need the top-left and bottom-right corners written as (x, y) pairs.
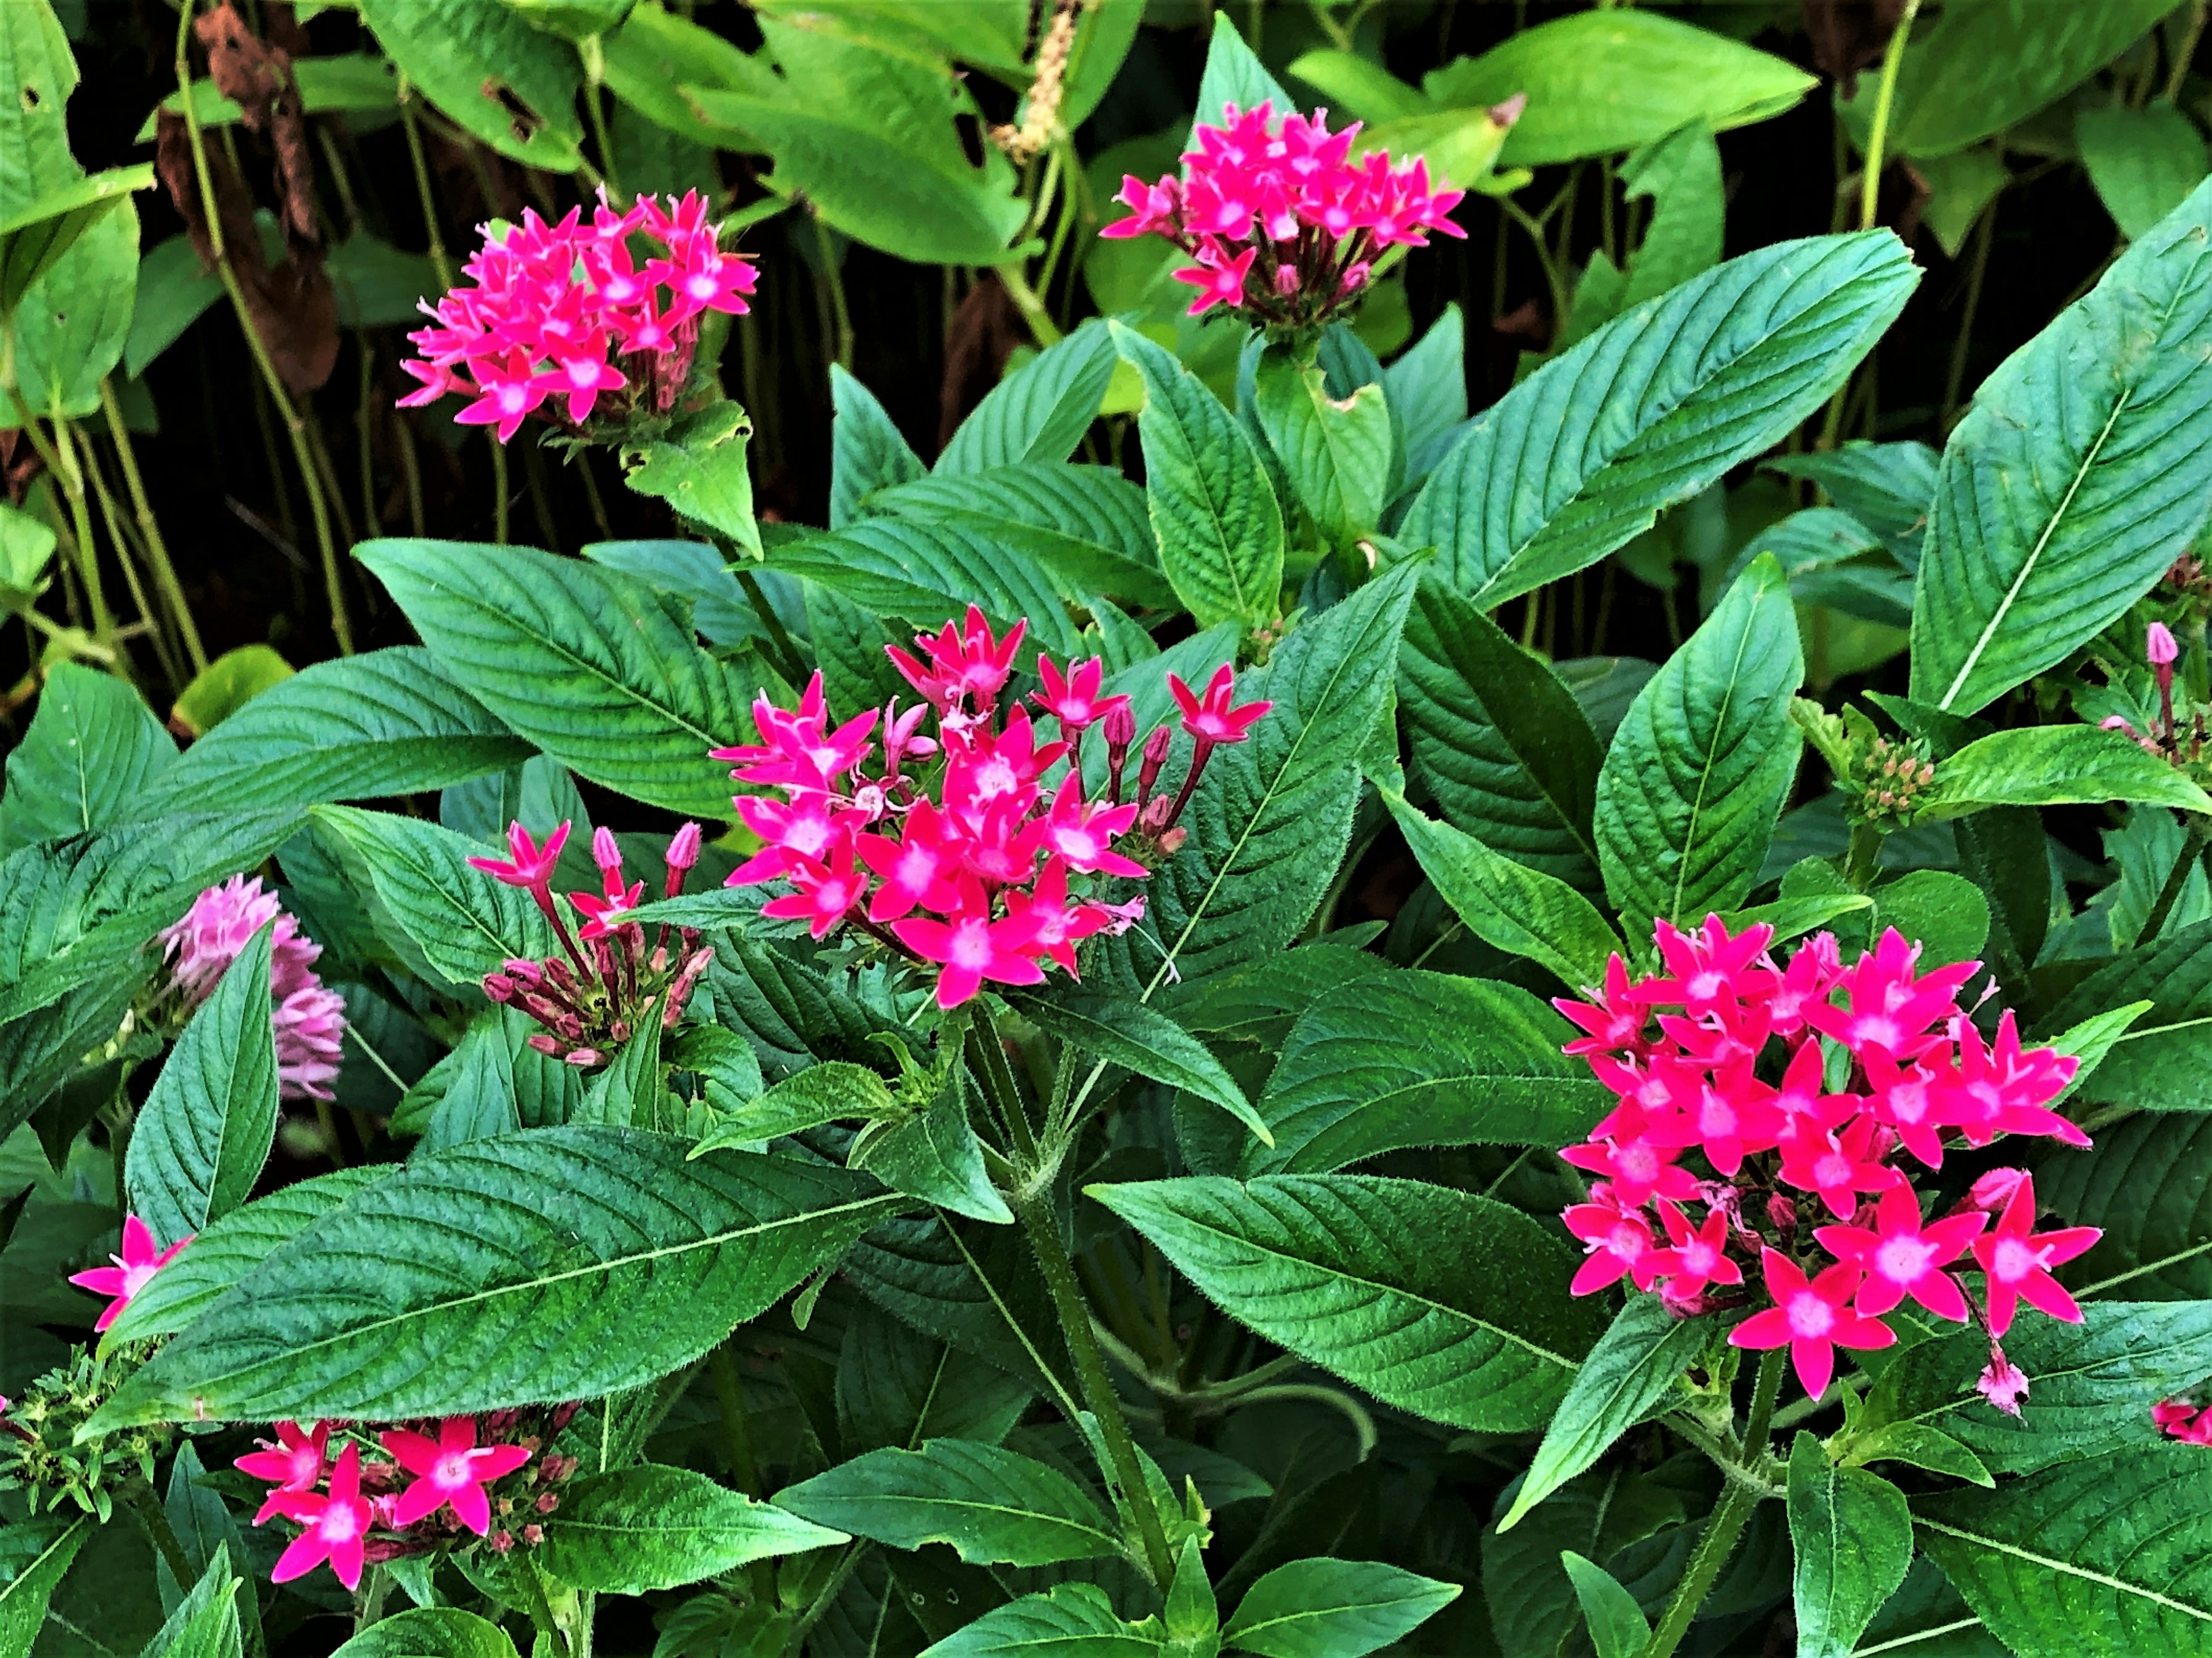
top-left (540, 1464), bottom-right (846, 1593)
top-left (1916, 1450), bottom-right (2212, 1657)
top-left (1252, 344), bottom-right (1393, 546)
top-left (142, 648), bottom-right (529, 818)
top-left (1404, 233), bottom-right (1916, 610)
top-left (1010, 985), bottom-right (1268, 1144)
top-left (90, 1128), bottom-right (903, 1426)
top-left (2035, 1113), bottom-right (2212, 1298)
top-left (2047, 916), bottom-right (2212, 1112)
top-left (1222, 1558), bottom-right (1460, 1658)
top-left (355, 0), bottom-right (581, 169)
top-left (125, 928), bottom-right (276, 1249)
top-left (1929, 726), bottom-right (2212, 817)
top-left (313, 806), bottom-right (556, 988)
top-left (0, 661), bottom-right (173, 848)
top-left (914, 1584), bottom-right (1163, 1658)
top-left (775, 1441), bottom-right (1119, 1566)
top-left (854, 1088), bottom-right (1012, 1226)
top-left (830, 362), bottom-right (927, 529)
top-left (1593, 555), bottom-right (1804, 939)
top-left (327, 1609), bottom-right (519, 1658)
top-left (1788, 1433), bottom-right (1913, 1658)
top-left (0, 963), bottom-right (150, 1148)
top-left (1242, 970), bottom-right (1607, 1175)
top-left (938, 323), bottom-right (1116, 473)
top-left (1911, 177), bottom-right (2212, 714)
top-left (0, 1517), bottom-right (87, 1658)
top-left (1091, 1175), bottom-right (1603, 1432)
top-left (357, 539), bottom-right (745, 818)
top-left (620, 401), bottom-right (762, 558)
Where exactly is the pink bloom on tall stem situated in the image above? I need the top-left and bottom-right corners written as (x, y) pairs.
top-left (1728, 1249), bottom-right (1895, 1399)
top-left (268, 1442), bottom-right (373, 1589)
top-left (382, 1417), bottom-right (533, 1536)
top-left (68, 1215), bottom-right (188, 1333)
top-left (468, 821), bottom-right (572, 910)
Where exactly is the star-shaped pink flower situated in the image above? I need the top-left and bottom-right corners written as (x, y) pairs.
top-left (381, 1417), bottom-right (533, 1535)
top-left (69, 1215), bottom-right (188, 1333)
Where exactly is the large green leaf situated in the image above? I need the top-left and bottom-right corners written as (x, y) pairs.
top-left (837, 1299), bottom-right (1033, 1455)
top-left (2047, 917), bottom-right (2212, 1112)
top-left (620, 401), bottom-right (762, 559)
top-left (1010, 985), bottom-right (1267, 1143)
top-left (1111, 321), bottom-right (1285, 632)
top-left (0, 661), bottom-right (173, 849)
top-left (1911, 177), bottom-right (2212, 714)
top-left (2035, 1112), bottom-right (2212, 1297)
top-left (0, 0), bottom-right (80, 217)
top-left (1091, 1175), bottom-right (1603, 1432)
top-left (1188, 13), bottom-right (1290, 135)
top-left (0, 963), bottom-right (149, 1147)
top-left (914, 1584), bottom-right (1163, 1658)
top-left (775, 1441), bottom-right (1119, 1567)
top-left (2080, 101), bottom-right (2212, 242)
top-left (1222, 1558), bottom-right (1460, 1658)
top-left (90, 1128), bottom-right (902, 1427)
top-left (1789, 1433), bottom-right (1913, 1658)
top-left (313, 806), bottom-right (555, 987)
top-left (327, 1610), bottom-right (519, 1658)
top-left (355, 0), bottom-right (582, 169)
top-left (830, 363), bottom-right (926, 529)
top-left (1398, 578), bottom-right (1603, 887)
top-left (938, 324), bottom-right (1117, 474)
top-left (357, 539), bottom-right (745, 817)
top-left (1404, 233), bottom-right (1916, 610)
top-left (1927, 724), bottom-right (2212, 816)
top-left (124, 928), bottom-right (276, 1249)
top-left (140, 1551), bottom-right (240, 1658)
top-left (1242, 970), bottom-right (1607, 1175)
top-left (1107, 566), bottom-right (1417, 993)
top-left (1593, 555), bottom-right (1804, 938)
top-left (13, 195), bottom-right (135, 420)
top-left (1424, 9), bottom-right (1813, 166)
top-left (1252, 346), bottom-right (1394, 547)
top-left (143, 648), bottom-right (528, 818)
top-left (1916, 1450), bottom-right (2212, 1657)
top-left (540, 1464), bottom-right (846, 1593)
top-left (0, 1517), bottom-right (87, 1658)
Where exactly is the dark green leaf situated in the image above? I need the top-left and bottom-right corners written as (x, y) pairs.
top-left (854, 1088), bottom-right (1013, 1225)
top-left (831, 363), bottom-right (926, 529)
top-left (0, 662), bottom-right (173, 849)
top-left (1787, 1433), bottom-right (1913, 1658)
top-left (911, 1583), bottom-right (1162, 1658)
top-left (1558, 1553), bottom-right (1647, 1658)
top-left (540, 1464), bottom-right (845, 1593)
top-left (0, 1517), bottom-right (87, 1658)
top-left (836, 1299), bottom-right (1032, 1456)
top-left (1222, 1558), bottom-right (1460, 1658)
top-left (775, 1441), bottom-right (1119, 1567)
top-left (327, 1610), bottom-right (518, 1658)
top-left (2047, 917), bottom-right (2212, 1112)
top-left (313, 805), bottom-right (556, 988)
top-left (938, 323), bottom-right (1116, 474)
top-left (1012, 985), bottom-right (1267, 1144)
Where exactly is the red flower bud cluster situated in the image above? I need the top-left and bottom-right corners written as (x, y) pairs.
top-left (1557, 915), bottom-right (2101, 1399)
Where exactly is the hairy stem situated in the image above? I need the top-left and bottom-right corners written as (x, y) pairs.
top-left (1642, 1349), bottom-right (1786, 1658)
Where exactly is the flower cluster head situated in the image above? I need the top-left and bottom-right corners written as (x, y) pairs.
top-left (67, 1214), bottom-right (187, 1333)
top-left (0, 1345), bottom-right (173, 1520)
top-left (158, 875), bottom-right (345, 1101)
top-left (399, 190), bottom-right (756, 442)
top-left (720, 608), bottom-right (1271, 1010)
top-left (1557, 916), bottom-right (2101, 1401)
top-left (2157, 1397), bottom-right (2212, 1445)
top-left (473, 823), bottom-right (714, 1068)
top-left (1101, 100), bottom-right (1467, 327)
top-left (239, 1406), bottom-right (578, 1589)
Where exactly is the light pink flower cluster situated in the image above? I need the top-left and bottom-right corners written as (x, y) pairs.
top-left (399, 190), bottom-right (756, 442)
top-left (1101, 100), bottom-right (1467, 325)
top-left (472, 823), bottom-right (715, 1067)
top-left (720, 608), bottom-right (1270, 1010)
top-left (67, 1215), bottom-right (187, 1334)
top-left (2157, 1398), bottom-right (2212, 1445)
top-left (158, 876), bottom-right (344, 1101)
top-left (238, 1406), bottom-right (578, 1589)
top-left (1558, 916), bottom-right (2101, 1403)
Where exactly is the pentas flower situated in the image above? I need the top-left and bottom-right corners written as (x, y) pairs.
top-left (157, 875), bottom-right (346, 1100)
top-left (268, 1442), bottom-right (372, 1590)
top-left (382, 1417), bottom-right (533, 1535)
top-left (67, 1216), bottom-right (187, 1333)
top-left (399, 190), bottom-right (756, 441)
top-left (726, 613), bottom-right (1270, 1010)
top-left (1100, 100), bottom-right (1471, 328)
top-left (236, 1422), bottom-right (329, 1521)
top-left (1555, 915), bottom-right (2102, 1399)
top-left (2157, 1398), bottom-right (2212, 1444)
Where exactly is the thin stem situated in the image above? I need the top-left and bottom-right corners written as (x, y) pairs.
top-left (491, 439), bottom-right (511, 544)
top-left (1858, 0), bottom-right (1922, 230)
top-left (2171, 1), bottom-right (2208, 103)
top-left (1017, 1185), bottom-right (1177, 1591)
top-left (969, 1005), bottom-right (1040, 1170)
top-left (1499, 196), bottom-right (1571, 339)
top-left (1741, 1343), bottom-right (1786, 1457)
top-left (997, 262), bottom-right (1064, 348)
top-left (2140, 814), bottom-right (2211, 943)
top-left (1639, 1350), bottom-right (1784, 1658)
top-left (582, 43), bottom-right (622, 201)
top-left (1844, 820), bottom-right (1885, 889)
top-left (99, 378), bottom-right (206, 672)
top-left (1941, 194), bottom-right (1998, 431)
top-left (810, 216), bottom-right (854, 369)
top-left (127, 1482), bottom-right (194, 1587)
top-left (708, 1338), bottom-right (778, 1603)
top-left (397, 86), bottom-right (453, 290)
top-left (78, 422), bottom-right (180, 686)
top-left (522, 438), bottom-right (562, 552)
top-left (47, 412), bottom-right (118, 657)
top-left (736, 568), bottom-right (808, 687)
top-left (786, 1543), bottom-right (866, 1648)
top-left (356, 336), bottom-right (378, 541)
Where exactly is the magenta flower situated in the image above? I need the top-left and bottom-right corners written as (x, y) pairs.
top-left (267, 1441), bottom-right (372, 1589)
top-left (1804, 927), bottom-right (1976, 1061)
top-left (1813, 1180), bottom-right (1986, 1322)
top-left (468, 821), bottom-right (573, 905)
top-left (893, 881), bottom-right (1049, 1008)
top-left (1729, 1249), bottom-right (1896, 1399)
top-left (69, 1215), bottom-right (189, 1332)
top-left (1564, 1186), bottom-right (1662, 1297)
top-left (1032, 654), bottom-right (1128, 734)
top-left (1777, 1113), bottom-right (1895, 1221)
top-left (381, 1417), bottom-right (533, 1536)
top-left (160, 875), bottom-right (346, 1100)
top-left (1969, 1173), bottom-right (2100, 1337)
top-left (1169, 663), bottom-right (1272, 748)
top-left (237, 1421), bottom-right (330, 1521)
top-left (1555, 957), bottom-right (1653, 1060)
top-left (1649, 1201), bottom-right (1742, 1304)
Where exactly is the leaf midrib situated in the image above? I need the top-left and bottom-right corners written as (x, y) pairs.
top-left (1916, 1513), bottom-right (2212, 1623)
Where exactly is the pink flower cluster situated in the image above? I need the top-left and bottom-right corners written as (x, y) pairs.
top-left (68, 1215), bottom-right (186, 1334)
top-left (472, 823), bottom-right (715, 1067)
top-left (237, 1407), bottom-right (578, 1589)
top-left (1101, 100), bottom-right (1467, 325)
top-left (399, 190), bottom-right (756, 442)
top-left (2157, 1398), bottom-right (2212, 1445)
top-left (158, 875), bottom-right (344, 1101)
top-left (1558, 917), bottom-right (2101, 1403)
top-left (721, 608), bottom-right (1270, 1009)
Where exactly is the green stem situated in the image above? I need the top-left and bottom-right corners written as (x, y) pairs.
top-left (2170, 1), bottom-right (2208, 103)
top-left (581, 37), bottom-right (622, 201)
top-left (127, 1482), bottom-right (194, 1587)
top-left (99, 378), bottom-right (206, 673)
top-left (1843, 820), bottom-right (1885, 890)
top-left (2141, 814), bottom-right (2211, 943)
top-left (1857, 0), bottom-right (1922, 230)
top-left (491, 439), bottom-right (510, 544)
top-left (1941, 195), bottom-right (1998, 431)
top-left (1741, 1343), bottom-right (1786, 1460)
top-left (78, 421), bottom-right (179, 686)
top-left (968, 1004), bottom-right (1040, 1171)
top-left (1016, 1187), bottom-right (1177, 1590)
top-left (811, 216), bottom-right (854, 369)
top-left (397, 86), bottom-right (453, 291)
top-left (786, 1543), bottom-right (866, 1649)
top-left (1640, 1350), bottom-right (1785, 1658)
top-left (997, 263), bottom-right (1063, 348)
top-left (735, 567), bottom-right (807, 688)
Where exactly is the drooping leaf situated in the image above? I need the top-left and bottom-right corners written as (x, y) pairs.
top-left (357, 538), bottom-right (746, 817)
top-left (539, 1464), bottom-right (846, 1593)
top-left (355, 0), bottom-right (582, 169)
top-left (1252, 344), bottom-right (1394, 547)
top-left (1928, 724), bottom-right (2212, 817)
top-left (854, 1088), bottom-right (1013, 1226)
top-left (1221, 1558), bottom-right (1461, 1658)
top-left (1593, 554), bottom-right (1804, 938)
top-left (1788, 1433), bottom-right (1914, 1658)
top-left (0, 662), bottom-right (173, 849)
top-left (1010, 985), bottom-right (1268, 1145)
top-left (776, 1440), bottom-right (1119, 1566)
top-left (90, 1128), bottom-right (903, 1427)
top-left (1910, 177), bottom-right (2212, 714)
top-left (1404, 233), bottom-right (1916, 609)
top-left (1092, 1175), bottom-right (1603, 1432)
top-left (169, 645), bottom-right (296, 738)
top-left (313, 805), bottom-right (556, 988)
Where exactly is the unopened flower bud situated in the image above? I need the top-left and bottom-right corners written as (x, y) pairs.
top-left (1137, 725), bottom-right (1173, 802)
top-left (1156, 825), bottom-right (1188, 856)
top-left (1766, 1192), bottom-right (1798, 1235)
top-left (2149, 621), bottom-right (2180, 666)
top-left (1102, 703), bottom-right (1137, 750)
top-left (521, 1523), bottom-right (544, 1546)
top-left (565, 1047), bottom-right (604, 1067)
top-left (1976, 1348), bottom-right (2030, 1417)
top-left (1969, 1167), bottom-right (2029, 1211)
top-left (1274, 263), bottom-right (1301, 296)
top-left (527, 1033), bottom-right (562, 1056)
top-left (536, 1490), bottom-right (560, 1513)
top-left (490, 1530), bottom-right (514, 1554)
top-left (483, 973), bottom-right (516, 1003)
top-left (1141, 794), bottom-right (1175, 832)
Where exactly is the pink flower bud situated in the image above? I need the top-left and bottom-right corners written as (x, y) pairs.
top-left (1766, 1192), bottom-right (1798, 1235)
top-left (1976, 1349), bottom-right (2030, 1417)
top-left (1969, 1167), bottom-right (2028, 1211)
top-left (666, 821), bottom-right (702, 872)
top-left (1102, 703), bottom-right (1137, 750)
top-left (483, 973), bottom-right (516, 1003)
top-left (592, 826), bottom-right (623, 875)
top-left (1274, 263), bottom-right (1301, 296)
top-left (527, 1033), bottom-right (562, 1056)
top-left (2149, 621), bottom-right (2180, 666)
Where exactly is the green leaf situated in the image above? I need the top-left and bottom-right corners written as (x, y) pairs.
top-left (2035, 1112), bottom-right (2212, 1297)
top-left (830, 363), bottom-right (927, 529)
top-left (1010, 985), bottom-right (1268, 1146)
top-left (1867, 869), bottom-right (1990, 968)
top-left (1387, 305), bottom-right (1468, 477)
top-left (142, 648), bottom-right (529, 818)
top-left (2080, 101), bottom-right (2211, 242)
top-left (1915, 1449), bottom-right (2212, 1657)
top-left (1398, 576), bottom-right (1603, 887)
top-left (854, 1088), bottom-right (1013, 1225)
top-left (577, 1020), bottom-right (666, 1129)
top-left (313, 805), bottom-right (555, 987)
top-left (1594, 554), bottom-right (1804, 938)
top-left (540, 1464), bottom-right (845, 1593)
top-left (138, 1550), bottom-right (238, 1658)
top-left (0, 165), bottom-right (152, 321)
top-left (1840, 1420), bottom-right (1994, 1488)
top-left (357, 538), bottom-right (746, 816)
top-left (1111, 321), bottom-right (1285, 632)
top-left (692, 1060), bottom-right (900, 1151)
top-left (13, 198), bottom-right (136, 420)
top-left (101, 1167), bottom-right (389, 1347)
top-left (1222, 1558), bottom-right (1460, 1658)
top-left (621, 401), bottom-right (762, 559)
top-left (90, 1128), bottom-right (902, 1426)
top-left (938, 323), bottom-right (1116, 474)
top-left (355, 0), bottom-right (582, 169)
top-left (1929, 725), bottom-right (2212, 816)
top-left (1105, 565), bottom-right (1417, 993)
top-left (581, 538), bottom-right (765, 651)
top-left (0, 963), bottom-right (146, 1149)
top-left (838, 1298), bottom-right (1033, 1455)
top-left (914, 1584), bottom-right (1162, 1658)
top-left (0, 661), bottom-right (173, 849)
top-left (1424, 10), bottom-right (1812, 167)
top-left (1252, 345), bottom-right (1393, 547)
top-left (775, 1441), bottom-right (1119, 1566)
top-left (0, 1517), bottom-right (87, 1658)
top-left (1405, 233), bottom-right (1916, 610)
top-left (144, 56), bottom-right (401, 142)
top-left (327, 1609), bottom-right (519, 1658)
top-left (1243, 970), bottom-right (1607, 1175)
top-left (1189, 13), bottom-right (1290, 136)
top-left (2047, 917), bottom-right (2212, 1112)
top-left (599, 0), bottom-right (773, 150)
top-left (1502, 1297), bottom-right (1709, 1532)
top-left (124, 927), bottom-right (277, 1249)
top-left (1912, 177), bottom-right (2212, 713)
top-left (1618, 121), bottom-right (1725, 311)
top-left (169, 645), bottom-right (295, 738)
top-left (1385, 791), bottom-right (1624, 991)
top-left (1556, 1553), bottom-right (1647, 1658)
top-left (1091, 1175), bottom-right (1603, 1432)
top-left (1787, 1433), bottom-right (1913, 1658)
top-left (1285, 50), bottom-right (1430, 122)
